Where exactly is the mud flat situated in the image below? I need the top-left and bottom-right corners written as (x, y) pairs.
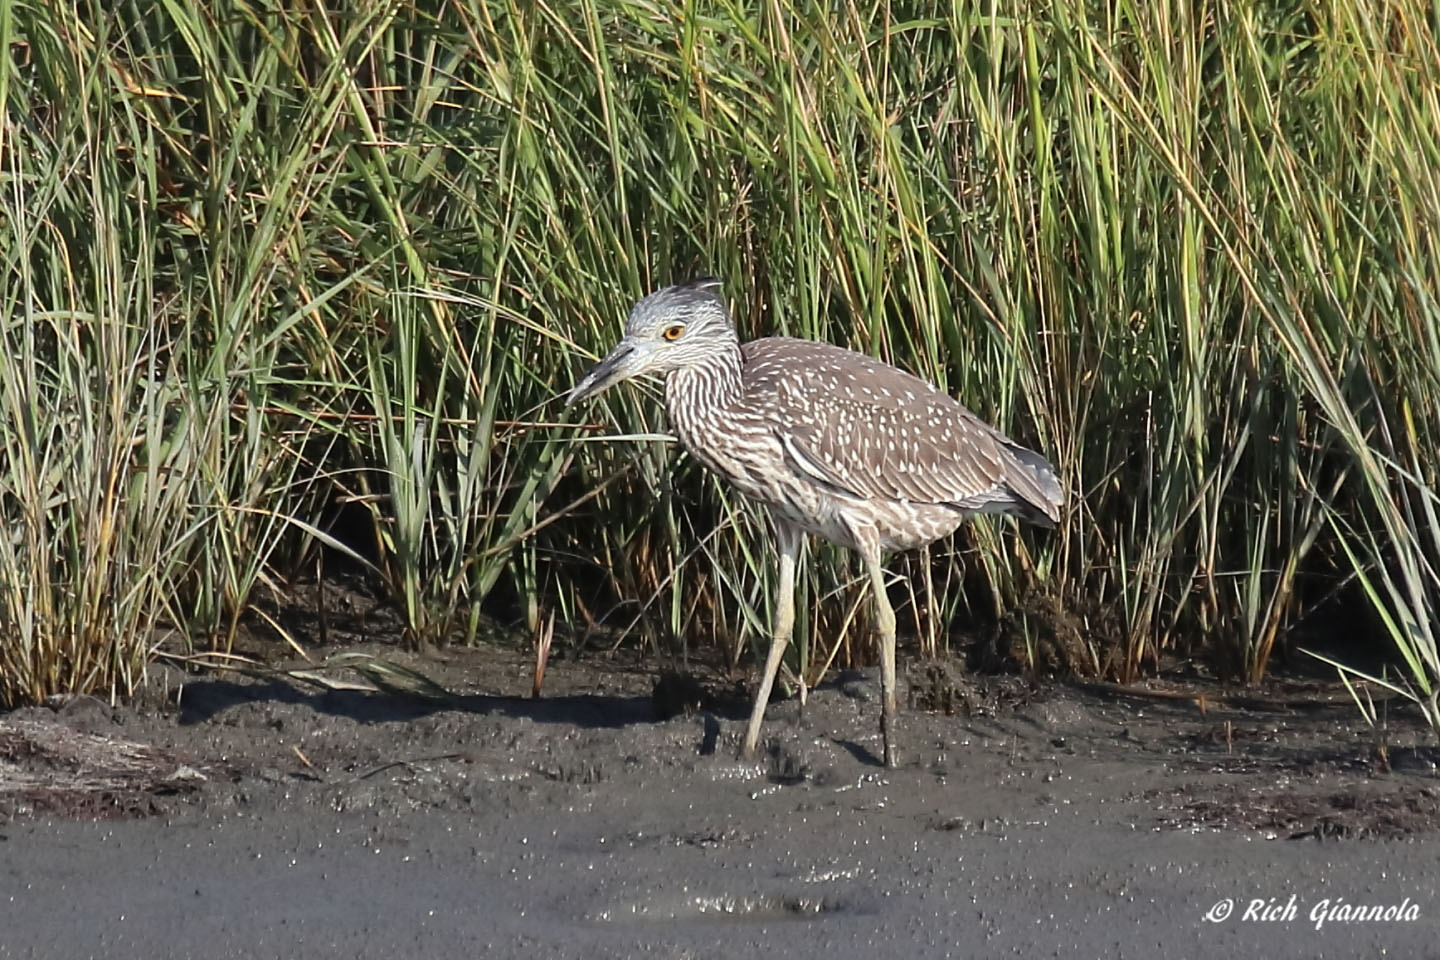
top-left (2, 647), bottom-right (1437, 958)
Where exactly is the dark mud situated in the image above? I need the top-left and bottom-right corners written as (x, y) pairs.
top-left (2, 644), bottom-right (1438, 958)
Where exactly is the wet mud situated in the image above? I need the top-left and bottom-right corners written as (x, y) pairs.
top-left (2, 644), bottom-right (1437, 958)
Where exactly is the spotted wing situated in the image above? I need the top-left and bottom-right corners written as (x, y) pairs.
top-left (739, 338), bottom-right (1062, 523)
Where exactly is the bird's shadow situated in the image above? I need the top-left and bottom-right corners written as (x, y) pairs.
top-left (174, 677), bottom-right (658, 731)
top-left (832, 737), bottom-right (885, 768)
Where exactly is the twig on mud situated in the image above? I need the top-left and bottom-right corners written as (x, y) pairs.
top-left (292, 745), bottom-right (317, 770)
top-left (1075, 681), bottom-right (1210, 714)
top-left (352, 752), bottom-right (474, 782)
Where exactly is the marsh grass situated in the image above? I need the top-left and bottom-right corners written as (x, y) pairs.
top-left (2, 0), bottom-right (1437, 734)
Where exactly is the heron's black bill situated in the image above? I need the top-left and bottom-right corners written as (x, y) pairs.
top-left (566, 342), bottom-right (634, 405)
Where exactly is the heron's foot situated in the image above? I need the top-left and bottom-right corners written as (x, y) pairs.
top-left (880, 711), bottom-right (898, 769)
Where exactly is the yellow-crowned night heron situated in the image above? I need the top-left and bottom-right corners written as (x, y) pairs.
top-left (568, 279), bottom-right (1062, 767)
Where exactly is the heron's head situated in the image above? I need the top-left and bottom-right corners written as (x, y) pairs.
top-left (566, 279), bottom-right (737, 405)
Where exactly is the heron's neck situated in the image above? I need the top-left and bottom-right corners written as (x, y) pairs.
top-left (664, 340), bottom-right (744, 425)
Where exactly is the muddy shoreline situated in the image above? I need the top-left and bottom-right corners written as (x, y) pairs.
top-left (2, 646), bottom-right (1437, 957)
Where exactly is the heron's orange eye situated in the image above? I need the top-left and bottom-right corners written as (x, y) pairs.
top-left (662, 324), bottom-right (685, 341)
